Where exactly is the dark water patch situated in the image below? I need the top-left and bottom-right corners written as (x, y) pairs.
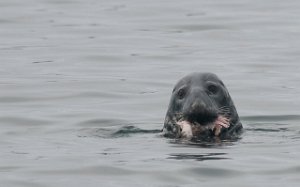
top-left (241, 115), bottom-right (300, 122)
top-left (97, 152), bottom-right (121, 156)
top-left (291, 136), bottom-right (300, 140)
top-left (112, 125), bottom-right (161, 138)
top-left (168, 153), bottom-right (228, 161)
top-left (32, 60), bottom-right (53, 64)
top-left (78, 128), bottom-right (113, 138)
top-left (190, 139), bottom-right (239, 147)
top-left (139, 90), bottom-right (158, 94)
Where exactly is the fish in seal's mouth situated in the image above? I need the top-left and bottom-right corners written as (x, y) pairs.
top-left (176, 115), bottom-right (230, 139)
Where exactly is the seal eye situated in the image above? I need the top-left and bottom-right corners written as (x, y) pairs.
top-left (207, 84), bottom-right (218, 95)
top-left (177, 88), bottom-right (186, 99)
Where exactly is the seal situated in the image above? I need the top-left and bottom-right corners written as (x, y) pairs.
top-left (162, 72), bottom-right (242, 140)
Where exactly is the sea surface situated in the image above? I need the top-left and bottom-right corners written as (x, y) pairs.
top-left (1, 0), bottom-right (300, 186)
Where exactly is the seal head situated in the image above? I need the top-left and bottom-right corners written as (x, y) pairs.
top-left (163, 72), bottom-right (242, 140)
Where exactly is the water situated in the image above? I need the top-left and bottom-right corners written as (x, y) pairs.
top-left (1, 0), bottom-right (300, 186)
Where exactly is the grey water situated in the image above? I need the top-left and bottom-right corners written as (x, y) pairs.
top-left (1, 0), bottom-right (300, 186)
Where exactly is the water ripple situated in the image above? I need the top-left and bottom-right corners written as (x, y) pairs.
top-left (0, 116), bottom-right (53, 126)
top-left (167, 24), bottom-right (229, 32)
top-left (78, 124), bottom-right (161, 138)
top-left (112, 125), bottom-right (161, 137)
top-left (35, 166), bottom-right (135, 175)
top-left (168, 153), bottom-right (228, 161)
top-left (0, 91), bottom-right (127, 104)
top-left (241, 115), bottom-right (300, 122)
top-left (76, 118), bottom-right (128, 128)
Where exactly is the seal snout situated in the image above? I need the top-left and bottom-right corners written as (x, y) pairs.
top-left (181, 88), bottom-right (219, 125)
top-left (184, 103), bottom-right (218, 125)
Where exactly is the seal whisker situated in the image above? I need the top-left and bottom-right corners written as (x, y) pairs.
top-left (217, 106), bottom-right (232, 118)
top-left (218, 106), bottom-right (230, 109)
top-left (218, 107), bottom-right (230, 112)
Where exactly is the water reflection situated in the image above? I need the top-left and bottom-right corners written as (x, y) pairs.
top-left (168, 153), bottom-right (228, 161)
top-left (168, 136), bottom-right (240, 148)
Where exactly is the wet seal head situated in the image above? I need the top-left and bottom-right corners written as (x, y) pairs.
top-left (163, 72), bottom-right (243, 140)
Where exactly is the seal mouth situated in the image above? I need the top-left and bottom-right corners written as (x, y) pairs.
top-left (177, 115), bottom-right (230, 139)
top-left (163, 108), bottom-right (231, 140)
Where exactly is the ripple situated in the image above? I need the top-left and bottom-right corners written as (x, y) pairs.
top-left (245, 122), bottom-right (291, 133)
top-left (245, 127), bottom-right (289, 132)
top-left (78, 124), bottom-right (161, 138)
top-left (112, 125), bottom-right (161, 137)
top-left (0, 92), bottom-right (125, 103)
top-left (255, 166), bottom-right (300, 175)
top-left (0, 96), bottom-right (37, 103)
top-left (167, 136), bottom-right (240, 148)
top-left (168, 24), bottom-right (229, 32)
top-left (185, 167), bottom-right (242, 177)
top-left (0, 166), bottom-right (21, 172)
top-left (241, 115), bottom-right (300, 122)
top-left (35, 165), bottom-right (135, 175)
top-left (0, 19), bottom-right (12, 23)
top-left (76, 118), bottom-right (128, 128)
top-left (0, 116), bottom-right (53, 126)
top-left (168, 153), bottom-right (228, 161)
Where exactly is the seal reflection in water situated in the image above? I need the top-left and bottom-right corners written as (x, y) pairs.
top-left (163, 72), bottom-right (243, 140)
